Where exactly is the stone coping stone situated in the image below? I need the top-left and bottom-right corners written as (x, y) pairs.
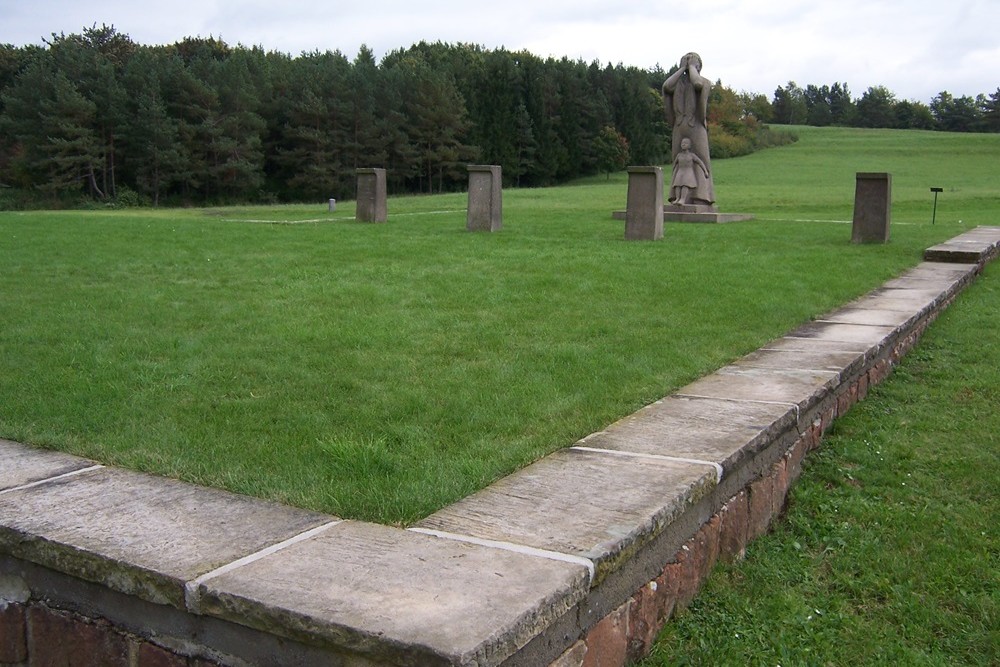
top-left (898, 261), bottom-right (982, 278)
top-left (923, 225), bottom-right (1000, 263)
top-left (785, 321), bottom-right (898, 347)
top-left (0, 438), bottom-right (96, 491)
top-left (808, 262), bottom-right (977, 331)
top-left (674, 365), bottom-right (841, 417)
top-left (818, 305), bottom-right (926, 328)
top-left (0, 456), bottom-right (332, 609)
top-left (415, 448), bottom-right (717, 584)
top-left (191, 520), bottom-right (590, 667)
top-left (735, 346), bottom-right (868, 376)
top-left (575, 395), bottom-right (797, 477)
top-left (881, 263), bottom-right (977, 290)
top-left (761, 336), bottom-right (873, 355)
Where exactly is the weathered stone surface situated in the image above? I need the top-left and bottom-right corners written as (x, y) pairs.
top-left (785, 320), bottom-right (897, 347)
top-left (610, 207), bottom-right (753, 224)
top-left (924, 225), bottom-right (1000, 263)
top-left (467, 165), bottom-right (502, 232)
top-left (550, 640), bottom-right (587, 667)
top-left (822, 304), bottom-right (924, 328)
top-left (624, 166), bottom-right (663, 241)
top-left (899, 261), bottom-right (980, 280)
top-left (880, 261), bottom-right (977, 292)
top-left (662, 208), bottom-right (754, 223)
top-left (577, 395), bottom-right (796, 476)
top-left (851, 172), bottom-right (891, 243)
top-left (355, 168), bottom-right (387, 223)
top-left (675, 365), bottom-right (840, 416)
top-left (0, 467), bottom-right (332, 608)
top-left (0, 601), bottom-right (27, 663)
top-left (193, 520), bottom-right (589, 667)
top-left (761, 336), bottom-right (872, 355)
top-left (736, 346), bottom-right (866, 376)
top-left (0, 439), bottom-right (96, 492)
top-left (662, 53), bottom-right (715, 206)
top-left (416, 448), bottom-right (716, 581)
top-left (581, 601), bottom-right (629, 667)
top-left (717, 490), bottom-right (749, 563)
top-left (27, 605), bottom-right (130, 667)
top-left (135, 642), bottom-right (188, 667)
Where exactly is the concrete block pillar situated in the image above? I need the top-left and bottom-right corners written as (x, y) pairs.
top-left (851, 172), bottom-right (891, 243)
top-left (466, 165), bottom-right (502, 232)
top-left (356, 168), bottom-right (387, 223)
top-left (624, 166), bottom-right (664, 241)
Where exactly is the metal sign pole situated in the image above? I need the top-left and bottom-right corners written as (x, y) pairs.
top-left (930, 187), bottom-right (943, 225)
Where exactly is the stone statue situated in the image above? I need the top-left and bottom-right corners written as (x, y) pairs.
top-left (669, 138), bottom-right (709, 205)
top-left (662, 52), bottom-right (715, 206)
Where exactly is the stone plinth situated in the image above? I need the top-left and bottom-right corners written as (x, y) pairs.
top-left (664, 204), bottom-right (754, 224)
top-left (624, 166), bottom-right (664, 240)
top-left (355, 168), bottom-right (387, 223)
top-left (851, 172), bottom-right (891, 243)
top-left (612, 205), bottom-right (754, 224)
top-left (467, 165), bottom-right (502, 232)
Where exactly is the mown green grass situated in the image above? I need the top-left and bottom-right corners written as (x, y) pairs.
top-left (1, 127), bottom-right (997, 524)
top-left (641, 260), bottom-right (998, 666)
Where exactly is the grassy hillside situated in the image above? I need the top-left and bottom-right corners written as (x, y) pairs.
top-left (1, 126), bottom-right (997, 523)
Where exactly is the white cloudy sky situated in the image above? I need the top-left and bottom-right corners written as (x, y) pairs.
top-left (2, 0), bottom-right (997, 103)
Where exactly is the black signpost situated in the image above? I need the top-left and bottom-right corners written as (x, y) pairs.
top-left (930, 187), bottom-right (943, 225)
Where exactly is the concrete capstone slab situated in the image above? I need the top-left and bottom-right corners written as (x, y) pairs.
top-left (0, 439), bottom-right (97, 492)
top-left (785, 321), bottom-right (897, 347)
top-left (675, 365), bottom-right (841, 416)
top-left (924, 226), bottom-right (1000, 263)
top-left (576, 395), bottom-right (796, 477)
top-left (736, 346), bottom-right (867, 376)
top-left (0, 466), bottom-right (333, 608)
top-left (191, 520), bottom-right (590, 667)
top-left (815, 306), bottom-right (919, 328)
top-left (415, 448), bottom-right (716, 582)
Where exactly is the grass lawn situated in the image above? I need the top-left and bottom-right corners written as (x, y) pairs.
top-left (1, 126), bottom-right (998, 524)
top-left (641, 259), bottom-right (999, 666)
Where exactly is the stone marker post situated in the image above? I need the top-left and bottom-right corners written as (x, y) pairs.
top-left (624, 166), bottom-right (664, 241)
top-left (356, 168), bottom-right (387, 223)
top-left (466, 165), bottom-right (502, 232)
top-left (851, 172), bottom-right (891, 243)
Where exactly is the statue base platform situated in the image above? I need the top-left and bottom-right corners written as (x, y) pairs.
top-left (612, 204), bottom-right (755, 224)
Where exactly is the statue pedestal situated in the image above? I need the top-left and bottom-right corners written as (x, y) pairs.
top-left (664, 203), bottom-right (754, 223)
top-left (612, 204), bottom-right (754, 224)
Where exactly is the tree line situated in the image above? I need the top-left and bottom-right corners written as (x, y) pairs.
top-left (0, 25), bottom-right (796, 208)
top-left (767, 81), bottom-right (1000, 132)
top-left (8, 26), bottom-right (996, 209)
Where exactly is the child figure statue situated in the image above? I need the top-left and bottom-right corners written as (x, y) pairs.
top-left (669, 137), bottom-right (710, 206)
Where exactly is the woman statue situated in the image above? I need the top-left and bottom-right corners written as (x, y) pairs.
top-left (662, 52), bottom-right (715, 205)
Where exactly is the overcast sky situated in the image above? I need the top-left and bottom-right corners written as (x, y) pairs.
top-left (2, 0), bottom-right (997, 104)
